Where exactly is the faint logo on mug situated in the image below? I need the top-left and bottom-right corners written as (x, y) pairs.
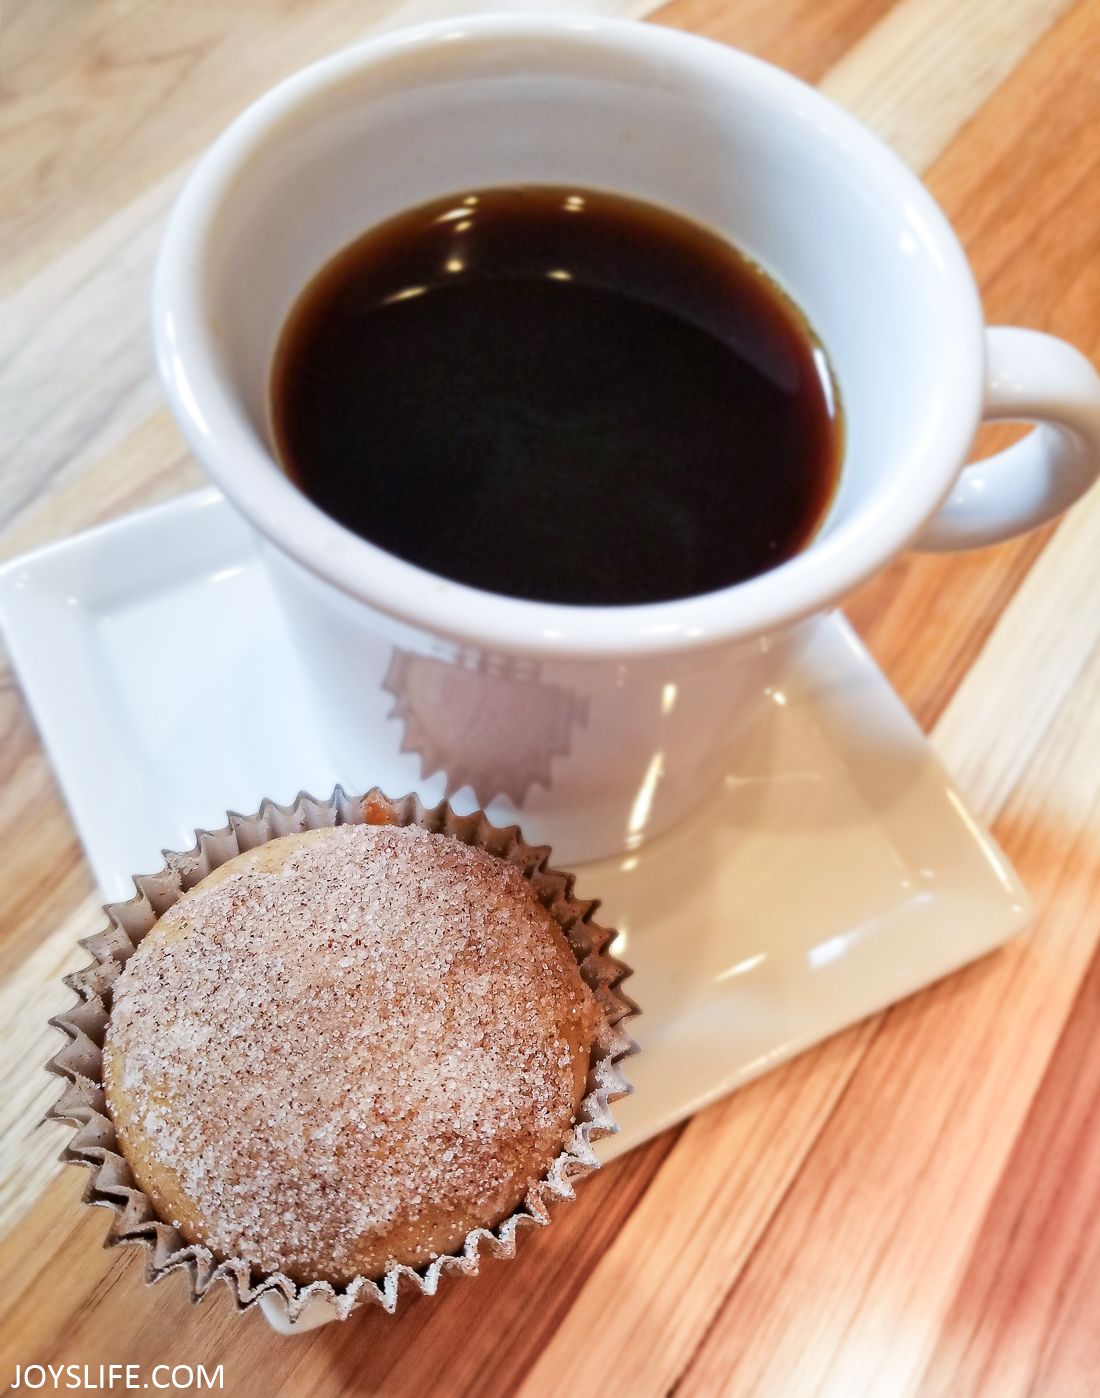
top-left (383, 648), bottom-right (586, 808)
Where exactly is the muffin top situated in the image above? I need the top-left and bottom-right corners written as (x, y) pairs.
top-left (103, 822), bottom-right (602, 1285)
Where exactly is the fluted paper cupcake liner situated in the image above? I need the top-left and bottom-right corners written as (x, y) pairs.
top-left (46, 787), bottom-right (637, 1332)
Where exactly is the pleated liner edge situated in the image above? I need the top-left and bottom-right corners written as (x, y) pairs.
top-left (45, 786), bottom-right (638, 1325)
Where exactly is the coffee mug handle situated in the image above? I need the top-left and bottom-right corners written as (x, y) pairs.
top-left (915, 326), bottom-right (1100, 551)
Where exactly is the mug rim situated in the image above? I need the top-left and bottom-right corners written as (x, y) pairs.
top-left (153, 10), bottom-right (985, 660)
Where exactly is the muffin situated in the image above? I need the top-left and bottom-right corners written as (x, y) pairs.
top-left (48, 789), bottom-right (635, 1324)
top-left (103, 821), bottom-right (602, 1284)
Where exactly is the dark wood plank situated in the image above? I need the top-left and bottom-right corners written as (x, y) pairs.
top-left (655, 2), bottom-right (1100, 1390)
top-left (916, 927), bottom-right (1100, 1398)
top-left (845, 0), bottom-right (1100, 729)
top-left (904, 31), bottom-right (1100, 1375)
top-left (650, 0), bottom-right (899, 84)
top-left (843, 523), bottom-right (1054, 732)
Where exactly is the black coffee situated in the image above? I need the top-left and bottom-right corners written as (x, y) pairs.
top-left (271, 187), bottom-right (841, 606)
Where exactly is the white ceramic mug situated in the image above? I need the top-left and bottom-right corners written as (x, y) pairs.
top-left (153, 13), bottom-right (1100, 866)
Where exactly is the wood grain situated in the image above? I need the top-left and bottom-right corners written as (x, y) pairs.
top-left (2, 0), bottom-right (1060, 559)
top-left (916, 942), bottom-right (1100, 1398)
top-left (3, 0), bottom-right (1100, 1393)
top-left (0, 170), bottom-right (195, 539)
top-left (0, 0), bottom-right (444, 298)
top-left (516, 1020), bottom-right (881, 1398)
top-left (845, 0), bottom-right (1100, 735)
top-left (0, 898), bottom-right (100, 1240)
top-left (671, 726), bottom-right (1100, 1396)
top-left (0, 407), bottom-right (203, 566)
top-left (880, 0), bottom-right (1100, 810)
top-left (0, 0), bottom-right (1040, 1247)
top-left (650, 0), bottom-right (897, 84)
top-left (527, 6), bottom-right (1100, 1389)
top-left (665, 9), bottom-right (1100, 1393)
top-left (0, 1), bottom-right (664, 548)
top-left (0, 1133), bottom-right (681, 1398)
top-left (842, 523), bottom-right (1053, 732)
top-left (818, 0), bottom-right (1077, 171)
top-left (0, 683), bottom-right (96, 986)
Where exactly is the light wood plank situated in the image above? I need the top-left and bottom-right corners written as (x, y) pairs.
top-left (7, 0), bottom-right (1065, 551)
top-left (819, 0), bottom-right (1077, 172)
top-left (0, 171), bottom-right (188, 539)
top-left (0, 407), bottom-right (204, 565)
top-left (1, 0), bottom-right (604, 298)
top-left (0, 672), bottom-right (95, 986)
top-left (0, 896), bottom-right (104, 1240)
top-left (0, 1), bottom-right (662, 550)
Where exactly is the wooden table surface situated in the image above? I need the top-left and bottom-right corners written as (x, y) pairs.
top-left (4, 0), bottom-right (1100, 1393)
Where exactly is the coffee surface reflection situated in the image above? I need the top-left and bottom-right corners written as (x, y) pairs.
top-left (271, 187), bottom-right (842, 606)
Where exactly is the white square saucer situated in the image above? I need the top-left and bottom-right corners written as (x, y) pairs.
top-left (0, 488), bottom-right (1030, 1159)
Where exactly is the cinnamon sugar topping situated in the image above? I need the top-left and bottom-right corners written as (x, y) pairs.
top-left (103, 823), bottom-right (601, 1283)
